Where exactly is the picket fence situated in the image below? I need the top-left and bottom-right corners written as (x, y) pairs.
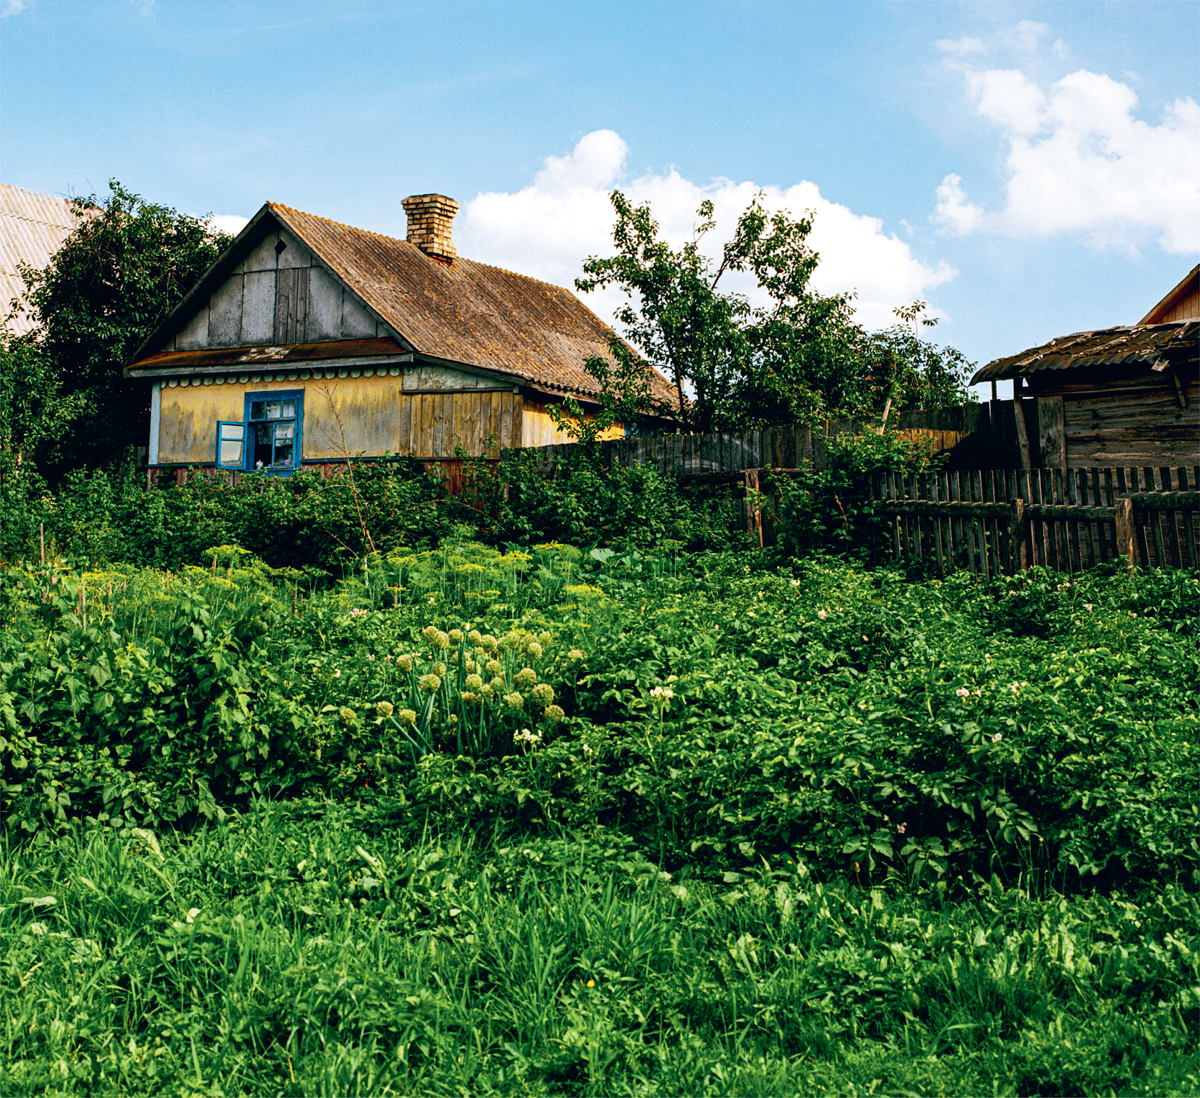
top-left (858, 465), bottom-right (1197, 576)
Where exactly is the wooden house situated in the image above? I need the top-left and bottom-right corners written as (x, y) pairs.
top-left (970, 267), bottom-right (1199, 469)
top-left (125, 194), bottom-right (675, 478)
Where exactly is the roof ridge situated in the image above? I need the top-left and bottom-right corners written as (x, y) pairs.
top-left (268, 200), bottom-right (587, 297)
top-left (267, 201), bottom-right (415, 251)
top-left (0, 209), bottom-right (76, 229)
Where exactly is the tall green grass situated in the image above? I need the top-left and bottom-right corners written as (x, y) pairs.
top-left (2, 803), bottom-right (1197, 1096)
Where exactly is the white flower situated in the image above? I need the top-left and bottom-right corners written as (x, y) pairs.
top-left (817, 609), bottom-right (827, 620)
top-left (991, 733), bottom-right (1002, 743)
top-left (956, 688), bottom-right (970, 698)
top-left (649, 686), bottom-right (674, 700)
top-left (350, 608), bottom-right (367, 618)
top-left (1084, 603), bottom-right (1093, 612)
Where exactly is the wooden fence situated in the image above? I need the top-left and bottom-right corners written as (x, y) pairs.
top-left (532, 405), bottom-right (1013, 474)
top-left (869, 465), bottom-right (1199, 576)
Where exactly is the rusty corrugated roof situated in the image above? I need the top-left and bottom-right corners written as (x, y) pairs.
top-left (263, 202), bottom-right (678, 406)
top-left (0, 184), bottom-right (80, 336)
top-left (129, 337), bottom-right (406, 372)
top-left (970, 321), bottom-right (1199, 384)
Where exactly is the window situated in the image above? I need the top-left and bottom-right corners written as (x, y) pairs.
top-left (216, 421), bottom-right (246, 468)
top-left (215, 389), bottom-right (303, 473)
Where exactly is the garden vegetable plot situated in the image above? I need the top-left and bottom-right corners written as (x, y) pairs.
top-left (1, 548), bottom-right (1198, 1095)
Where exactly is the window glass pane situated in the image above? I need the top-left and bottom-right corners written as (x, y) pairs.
top-left (217, 422), bottom-right (245, 466)
top-left (279, 400), bottom-right (296, 419)
top-left (273, 433), bottom-right (294, 467)
top-left (250, 401), bottom-right (266, 421)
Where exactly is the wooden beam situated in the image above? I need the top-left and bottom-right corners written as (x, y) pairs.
top-left (1114, 496), bottom-right (1136, 570)
top-left (1013, 379), bottom-right (1033, 470)
top-left (1037, 396), bottom-right (1066, 472)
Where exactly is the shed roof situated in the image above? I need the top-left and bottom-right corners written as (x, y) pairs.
top-left (1139, 264), bottom-right (1199, 325)
top-left (130, 201), bottom-right (678, 408)
top-left (0, 184), bottom-right (79, 336)
top-left (969, 320), bottom-right (1199, 385)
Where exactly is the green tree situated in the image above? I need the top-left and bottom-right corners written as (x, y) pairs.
top-left (18, 181), bottom-right (231, 472)
top-left (576, 191), bottom-right (973, 434)
top-left (0, 332), bottom-right (87, 475)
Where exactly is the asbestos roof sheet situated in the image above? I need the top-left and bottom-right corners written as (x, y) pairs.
top-left (270, 203), bottom-right (677, 406)
top-left (970, 321), bottom-right (1200, 385)
top-left (0, 184), bottom-right (79, 336)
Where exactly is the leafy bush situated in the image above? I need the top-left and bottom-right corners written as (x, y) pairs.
top-left (773, 430), bottom-right (944, 565)
top-left (3, 548), bottom-right (1197, 902)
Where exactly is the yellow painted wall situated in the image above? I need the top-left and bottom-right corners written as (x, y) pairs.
top-left (157, 375), bottom-right (404, 464)
top-left (157, 374), bottom-right (528, 463)
top-left (522, 401), bottom-right (623, 448)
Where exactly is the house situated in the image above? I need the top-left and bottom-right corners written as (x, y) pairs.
top-left (124, 195), bottom-right (676, 477)
top-left (0, 184), bottom-right (78, 336)
top-left (970, 266), bottom-right (1199, 469)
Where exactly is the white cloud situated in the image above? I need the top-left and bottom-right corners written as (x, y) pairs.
top-left (936, 36), bottom-right (984, 56)
top-left (1004, 20), bottom-right (1051, 53)
top-left (130, 0), bottom-right (155, 14)
top-left (965, 68), bottom-right (1046, 135)
top-left (459, 131), bottom-right (955, 330)
top-left (209, 214), bottom-right (250, 236)
top-left (934, 174), bottom-right (984, 236)
top-left (935, 67), bottom-right (1200, 253)
top-left (1, 0), bottom-right (27, 16)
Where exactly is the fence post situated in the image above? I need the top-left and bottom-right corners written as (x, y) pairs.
top-left (1114, 497), bottom-right (1136, 570)
top-left (744, 468), bottom-right (763, 548)
top-left (1008, 498), bottom-right (1026, 575)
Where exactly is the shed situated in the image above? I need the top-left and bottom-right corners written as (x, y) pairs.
top-left (125, 195), bottom-right (676, 475)
top-left (970, 268), bottom-right (1199, 469)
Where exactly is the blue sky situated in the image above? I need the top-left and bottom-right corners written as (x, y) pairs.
top-left (5, 0), bottom-right (1198, 394)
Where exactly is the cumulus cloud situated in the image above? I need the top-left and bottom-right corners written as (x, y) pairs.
top-left (1003, 20), bottom-right (1051, 53)
top-left (459, 130), bottom-right (955, 330)
top-left (936, 36), bottom-right (984, 56)
top-left (934, 66), bottom-right (1200, 253)
top-left (1, 0), bottom-right (27, 16)
top-left (933, 174), bottom-right (984, 236)
top-left (209, 214), bottom-right (250, 236)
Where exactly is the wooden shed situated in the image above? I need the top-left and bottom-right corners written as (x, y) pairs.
top-left (970, 267), bottom-right (1199, 470)
top-left (125, 195), bottom-right (675, 477)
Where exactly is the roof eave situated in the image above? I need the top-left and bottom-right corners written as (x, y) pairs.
top-left (969, 321), bottom-right (1199, 385)
top-left (1137, 264), bottom-right (1200, 326)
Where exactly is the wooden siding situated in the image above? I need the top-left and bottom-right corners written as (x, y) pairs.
top-left (166, 227), bottom-right (390, 352)
top-left (402, 364), bottom-right (511, 391)
top-left (1156, 284), bottom-right (1199, 323)
top-left (1062, 385), bottom-right (1199, 467)
top-left (398, 390), bottom-right (521, 458)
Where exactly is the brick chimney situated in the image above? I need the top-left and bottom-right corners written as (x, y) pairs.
top-left (401, 194), bottom-right (459, 260)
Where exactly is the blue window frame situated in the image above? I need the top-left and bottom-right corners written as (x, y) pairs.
top-left (215, 389), bottom-right (304, 473)
top-left (216, 421), bottom-right (246, 469)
